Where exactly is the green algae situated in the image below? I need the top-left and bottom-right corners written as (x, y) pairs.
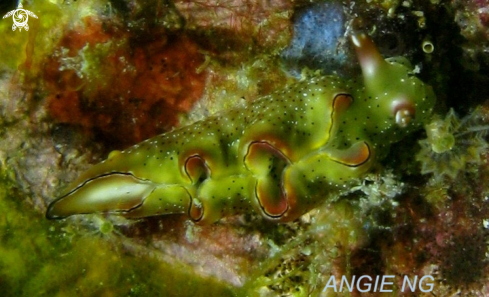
top-left (238, 200), bottom-right (368, 296)
top-left (2, 0), bottom-right (489, 296)
top-left (0, 169), bottom-right (235, 297)
top-left (0, 1), bottom-right (63, 71)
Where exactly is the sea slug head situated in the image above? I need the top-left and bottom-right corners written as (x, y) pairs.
top-left (351, 33), bottom-right (436, 141)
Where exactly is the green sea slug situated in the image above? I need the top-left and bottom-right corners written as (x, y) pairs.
top-left (46, 34), bottom-right (436, 223)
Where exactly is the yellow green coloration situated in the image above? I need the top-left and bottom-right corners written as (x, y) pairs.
top-left (0, 166), bottom-right (234, 296)
top-left (46, 34), bottom-right (436, 224)
top-left (242, 200), bottom-right (367, 297)
top-left (416, 108), bottom-right (489, 179)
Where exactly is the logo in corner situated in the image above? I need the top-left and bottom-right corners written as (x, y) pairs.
top-left (2, 3), bottom-right (38, 32)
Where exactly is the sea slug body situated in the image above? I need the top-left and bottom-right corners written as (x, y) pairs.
top-left (46, 34), bottom-right (436, 224)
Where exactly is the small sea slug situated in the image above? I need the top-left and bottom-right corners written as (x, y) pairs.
top-left (46, 34), bottom-right (436, 224)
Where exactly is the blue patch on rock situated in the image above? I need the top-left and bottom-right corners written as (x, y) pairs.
top-left (281, 2), bottom-right (348, 77)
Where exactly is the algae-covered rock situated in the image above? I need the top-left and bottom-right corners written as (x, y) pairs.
top-left (1, 0), bottom-right (489, 296)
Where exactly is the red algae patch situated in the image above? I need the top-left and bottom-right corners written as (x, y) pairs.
top-left (44, 17), bottom-right (206, 148)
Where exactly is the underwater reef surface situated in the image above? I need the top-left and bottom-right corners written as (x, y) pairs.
top-left (1, 0), bottom-right (489, 296)
top-left (280, 1), bottom-right (348, 78)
